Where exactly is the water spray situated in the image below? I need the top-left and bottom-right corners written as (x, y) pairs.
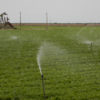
top-left (37, 42), bottom-right (67, 99)
top-left (37, 47), bottom-right (46, 99)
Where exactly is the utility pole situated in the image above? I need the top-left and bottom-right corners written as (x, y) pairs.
top-left (46, 12), bottom-right (48, 30)
top-left (20, 11), bottom-right (21, 30)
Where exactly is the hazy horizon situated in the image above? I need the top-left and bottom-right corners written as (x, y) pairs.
top-left (0, 0), bottom-right (100, 23)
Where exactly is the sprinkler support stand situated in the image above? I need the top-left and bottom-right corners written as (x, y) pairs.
top-left (90, 42), bottom-right (94, 56)
top-left (41, 74), bottom-right (46, 99)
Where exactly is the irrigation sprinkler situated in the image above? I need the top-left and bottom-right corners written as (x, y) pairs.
top-left (41, 74), bottom-right (46, 99)
top-left (90, 42), bottom-right (94, 56)
top-left (37, 47), bottom-right (46, 99)
top-left (90, 41), bottom-right (97, 65)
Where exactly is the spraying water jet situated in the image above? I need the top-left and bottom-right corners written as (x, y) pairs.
top-left (37, 46), bottom-right (46, 99)
top-left (37, 42), bottom-right (67, 99)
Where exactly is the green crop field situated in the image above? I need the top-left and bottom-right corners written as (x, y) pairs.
top-left (0, 26), bottom-right (100, 100)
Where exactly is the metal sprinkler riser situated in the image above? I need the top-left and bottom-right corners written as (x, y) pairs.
top-left (41, 74), bottom-right (46, 99)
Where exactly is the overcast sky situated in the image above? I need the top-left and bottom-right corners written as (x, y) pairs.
top-left (0, 0), bottom-right (100, 23)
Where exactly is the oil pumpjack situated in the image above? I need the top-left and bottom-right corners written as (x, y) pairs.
top-left (0, 12), bottom-right (16, 29)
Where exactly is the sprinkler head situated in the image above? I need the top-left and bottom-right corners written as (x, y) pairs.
top-left (41, 74), bottom-right (43, 78)
top-left (41, 74), bottom-right (46, 99)
top-left (41, 74), bottom-right (48, 99)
